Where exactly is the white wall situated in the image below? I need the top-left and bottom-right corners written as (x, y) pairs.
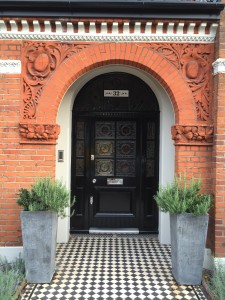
top-left (0, 247), bottom-right (23, 262)
top-left (56, 65), bottom-right (175, 244)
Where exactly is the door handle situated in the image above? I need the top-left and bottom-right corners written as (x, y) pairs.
top-left (92, 179), bottom-right (97, 183)
top-left (90, 196), bottom-right (93, 205)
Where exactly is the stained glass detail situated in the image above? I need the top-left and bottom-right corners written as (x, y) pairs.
top-left (147, 122), bottom-right (155, 139)
top-left (116, 160), bottom-right (135, 177)
top-left (146, 160), bottom-right (154, 177)
top-left (147, 141), bottom-right (155, 159)
top-left (96, 141), bottom-right (114, 157)
top-left (76, 122), bottom-right (84, 139)
top-left (96, 122), bottom-right (115, 139)
top-left (95, 159), bottom-right (114, 176)
top-left (76, 141), bottom-right (84, 157)
top-left (76, 159), bottom-right (84, 176)
top-left (116, 141), bottom-right (136, 158)
top-left (117, 122), bottom-right (136, 139)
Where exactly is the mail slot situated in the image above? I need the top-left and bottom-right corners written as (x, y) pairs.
top-left (107, 178), bottom-right (123, 185)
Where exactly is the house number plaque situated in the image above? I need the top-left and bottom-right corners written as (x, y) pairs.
top-left (104, 90), bottom-right (129, 97)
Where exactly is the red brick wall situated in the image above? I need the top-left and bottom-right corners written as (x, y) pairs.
top-left (0, 37), bottom-right (218, 254)
top-left (212, 8), bottom-right (225, 257)
top-left (0, 40), bottom-right (56, 246)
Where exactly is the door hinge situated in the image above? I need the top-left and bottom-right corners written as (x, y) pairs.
top-left (90, 196), bottom-right (93, 205)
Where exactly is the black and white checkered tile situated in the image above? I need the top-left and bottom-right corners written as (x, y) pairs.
top-left (21, 234), bottom-right (207, 299)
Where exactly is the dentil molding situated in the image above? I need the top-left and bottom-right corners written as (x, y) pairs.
top-left (0, 20), bottom-right (218, 43)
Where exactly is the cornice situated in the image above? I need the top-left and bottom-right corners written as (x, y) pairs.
top-left (0, 20), bottom-right (218, 43)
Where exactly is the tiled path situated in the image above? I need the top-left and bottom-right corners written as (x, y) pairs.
top-left (21, 234), bottom-right (207, 299)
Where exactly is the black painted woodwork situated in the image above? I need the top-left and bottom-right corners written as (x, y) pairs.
top-left (0, 0), bottom-right (223, 19)
top-left (71, 72), bottom-right (159, 233)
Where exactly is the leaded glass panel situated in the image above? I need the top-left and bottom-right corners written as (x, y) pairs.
top-left (116, 160), bottom-right (135, 177)
top-left (95, 159), bottom-right (114, 176)
top-left (95, 122), bottom-right (115, 139)
top-left (147, 141), bottom-right (155, 159)
top-left (95, 141), bottom-right (114, 157)
top-left (116, 141), bottom-right (136, 158)
top-left (117, 121), bottom-right (136, 139)
top-left (76, 159), bottom-right (84, 176)
top-left (76, 141), bottom-right (84, 157)
top-left (76, 121), bottom-right (84, 139)
top-left (146, 160), bottom-right (154, 177)
top-left (147, 122), bottom-right (155, 139)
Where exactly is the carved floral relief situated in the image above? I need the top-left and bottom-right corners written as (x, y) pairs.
top-left (22, 42), bottom-right (213, 122)
top-left (147, 44), bottom-right (213, 122)
top-left (22, 42), bottom-right (90, 120)
top-left (19, 123), bottom-right (60, 144)
top-left (171, 125), bottom-right (213, 145)
top-left (21, 41), bottom-right (214, 145)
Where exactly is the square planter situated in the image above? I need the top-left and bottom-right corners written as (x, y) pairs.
top-left (170, 213), bottom-right (209, 285)
top-left (21, 211), bottom-right (58, 283)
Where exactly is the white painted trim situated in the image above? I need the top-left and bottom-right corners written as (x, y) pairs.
top-left (203, 248), bottom-right (214, 271)
top-left (212, 58), bottom-right (225, 75)
top-left (56, 65), bottom-right (175, 244)
top-left (0, 247), bottom-right (23, 261)
top-left (0, 60), bottom-right (21, 74)
top-left (214, 257), bottom-right (225, 267)
top-left (0, 20), bottom-right (218, 43)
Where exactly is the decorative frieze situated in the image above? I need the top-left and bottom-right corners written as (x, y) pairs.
top-left (0, 20), bottom-right (218, 43)
top-left (171, 125), bottom-right (213, 145)
top-left (19, 123), bottom-right (60, 144)
top-left (22, 42), bottom-right (213, 122)
top-left (148, 44), bottom-right (213, 121)
top-left (0, 60), bottom-right (21, 74)
top-left (212, 58), bottom-right (225, 75)
top-left (22, 42), bottom-right (90, 120)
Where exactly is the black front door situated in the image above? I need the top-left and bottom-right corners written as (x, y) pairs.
top-left (71, 73), bottom-right (159, 233)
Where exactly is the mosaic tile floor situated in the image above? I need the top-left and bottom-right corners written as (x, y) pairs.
top-left (21, 234), bottom-right (207, 299)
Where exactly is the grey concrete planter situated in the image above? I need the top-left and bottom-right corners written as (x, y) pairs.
top-left (170, 213), bottom-right (209, 285)
top-left (20, 211), bottom-right (58, 283)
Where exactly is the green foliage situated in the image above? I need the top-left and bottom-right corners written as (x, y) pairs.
top-left (154, 175), bottom-right (213, 216)
top-left (210, 262), bottom-right (225, 300)
top-left (17, 177), bottom-right (75, 218)
top-left (0, 255), bottom-right (25, 300)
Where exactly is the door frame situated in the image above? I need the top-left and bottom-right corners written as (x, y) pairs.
top-left (71, 114), bottom-right (159, 232)
top-left (56, 65), bottom-right (175, 244)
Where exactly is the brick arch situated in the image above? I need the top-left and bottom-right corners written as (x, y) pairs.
top-left (38, 43), bottom-right (195, 124)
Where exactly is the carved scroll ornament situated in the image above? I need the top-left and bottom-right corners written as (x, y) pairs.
top-left (19, 123), bottom-right (60, 144)
top-left (22, 42), bottom-right (90, 120)
top-left (22, 42), bottom-right (213, 122)
top-left (171, 125), bottom-right (213, 145)
top-left (147, 44), bottom-right (213, 122)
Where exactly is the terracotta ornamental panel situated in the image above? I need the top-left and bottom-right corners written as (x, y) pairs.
top-left (171, 125), bottom-right (214, 145)
top-left (22, 42), bottom-right (90, 120)
top-left (20, 41), bottom-right (214, 145)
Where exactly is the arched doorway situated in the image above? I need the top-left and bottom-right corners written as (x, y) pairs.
top-left (71, 72), bottom-right (160, 233)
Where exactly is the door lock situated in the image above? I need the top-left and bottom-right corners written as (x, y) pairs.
top-left (92, 179), bottom-right (96, 183)
top-left (90, 196), bottom-right (93, 205)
